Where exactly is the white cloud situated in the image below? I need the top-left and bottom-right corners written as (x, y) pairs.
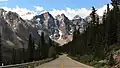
top-left (49, 4), bottom-right (113, 20)
top-left (33, 6), bottom-right (44, 11)
top-left (0, 0), bottom-right (8, 2)
top-left (0, 6), bottom-right (37, 20)
top-left (0, 4), bottom-right (113, 20)
top-left (49, 8), bottom-right (92, 20)
top-left (96, 5), bottom-right (113, 16)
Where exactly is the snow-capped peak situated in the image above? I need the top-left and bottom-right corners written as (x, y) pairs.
top-left (40, 10), bottom-right (48, 15)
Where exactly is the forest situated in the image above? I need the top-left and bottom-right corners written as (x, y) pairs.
top-left (61, 0), bottom-right (120, 67)
top-left (0, 31), bottom-right (58, 66)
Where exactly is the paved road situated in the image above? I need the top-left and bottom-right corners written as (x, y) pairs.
top-left (36, 54), bottom-right (94, 68)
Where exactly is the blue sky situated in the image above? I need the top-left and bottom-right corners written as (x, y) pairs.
top-left (1, 0), bottom-right (111, 10)
top-left (0, 0), bottom-right (112, 20)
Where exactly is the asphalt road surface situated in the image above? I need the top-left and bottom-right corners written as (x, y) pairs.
top-left (36, 54), bottom-right (94, 68)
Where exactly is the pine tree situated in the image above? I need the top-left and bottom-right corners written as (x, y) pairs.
top-left (49, 37), bottom-right (52, 46)
top-left (28, 33), bottom-right (34, 62)
top-left (117, 11), bottom-right (120, 43)
top-left (22, 47), bottom-right (25, 63)
top-left (32, 39), bottom-right (35, 61)
top-left (89, 6), bottom-right (98, 54)
top-left (48, 37), bottom-right (57, 58)
top-left (113, 0), bottom-right (120, 43)
top-left (109, 53), bottom-right (115, 66)
top-left (48, 46), bottom-right (56, 58)
top-left (38, 39), bottom-right (41, 60)
top-left (111, 0), bottom-right (120, 5)
top-left (91, 6), bottom-right (96, 25)
top-left (61, 2), bottom-right (120, 64)
top-left (107, 4), bottom-right (110, 13)
top-left (77, 27), bottom-right (80, 34)
top-left (0, 33), bottom-right (2, 66)
top-left (41, 32), bottom-right (46, 59)
top-left (38, 36), bottom-right (42, 60)
top-left (12, 48), bottom-right (16, 64)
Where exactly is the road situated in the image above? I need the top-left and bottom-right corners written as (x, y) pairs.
top-left (36, 54), bottom-right (94, 68)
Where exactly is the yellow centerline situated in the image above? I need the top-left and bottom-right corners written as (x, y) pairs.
top-left (61, 64), bottom-right (64, 68)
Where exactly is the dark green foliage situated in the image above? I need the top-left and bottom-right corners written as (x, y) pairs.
top-left (0, 34), bottom-right (2, 66)
top-left (40, 32), bottom-right (46, 59)
top-left (111, 0), bottom-right (120, 5)
top-left (12, 48), bottom-right (16, 64)
top-left (48, 46), bottom-right (56, 58)
top-left (62, 3), bottom-right (120, 67)
top-left (38, 36), bottom-right (42, 60)
top-left (38, 32), bottom-right (57, 59)
top-left (107, 4), bottom-right (110, 12)
top-left (5, 31), bottom-right (58, 65)
top-left (22, 48), bottom-right (25, 63)
top-left (27, 33), bottom-right (34, 62)
top-left (108, 53), bottom-right (115, 66)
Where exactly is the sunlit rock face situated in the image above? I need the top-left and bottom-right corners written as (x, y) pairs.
top-left (0, 8), bottom-right (103, 55)
top-left (0, 9), bottom-right (53, 63)
top-left (0, 9), bottom-right (51, 49)
top-left (32, 12), bottom-right (59, 38)
top-left (55, 14), bottom-right (72, 39)
top-left (0, 8), bottom-right (104, 61)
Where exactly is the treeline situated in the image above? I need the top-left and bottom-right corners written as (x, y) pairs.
top-left (62, 0), bottom-right (120, 66)
top-left (0, 31), bottom-right (58, 65)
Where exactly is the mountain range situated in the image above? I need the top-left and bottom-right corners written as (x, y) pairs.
top-left (0, 8), bottom-right (102, 50)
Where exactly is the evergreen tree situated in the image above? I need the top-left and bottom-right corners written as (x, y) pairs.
top-left (0, 33), bottom-right (2, 66)
top-left (89, 6), bottom-right (99, 55)
top-left (41, 32), bottom-right (46, 59)
top-left (22, 47), bottom-right (25, 63)
top-left (28, 33), bottom-right (34, 62)
top-left (77, 27), bottom-right (80, 34)
top-left (58, 1), bottom-right (120, 66)
top-left (91, 6), bottom-right (96, 25)
top-left (32, 39), bottom-right (35, 61)
top-left (108, 3), bottom-right (117, 45)
top-left (111, 0), bottom-right (120, 5)
top-left (49, 37), bottom-right (53, 46)
top-left (12, 48), bottom-right (16, 64)
top-left (48, 37), bottom-right (57, 58)
top-left (38, 36), bottom-right (42, 60)
top-left (107, 4), bottom-right (110, 13)
top-left (108, 53), bottom-right (115, 66)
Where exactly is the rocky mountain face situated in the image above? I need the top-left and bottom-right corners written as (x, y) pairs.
top-left (0, 10), bottom-right (42, 49)
top-left (0, 9), bottom-right (52, 62)
top-left (55, 14), bottom-right (72, 39)
top-left (0, 7), bottom-right (104, 64)
top-left (0, 8), bottom-right (100, 50)
top-left (72, 15), bottom-right (88, 33)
